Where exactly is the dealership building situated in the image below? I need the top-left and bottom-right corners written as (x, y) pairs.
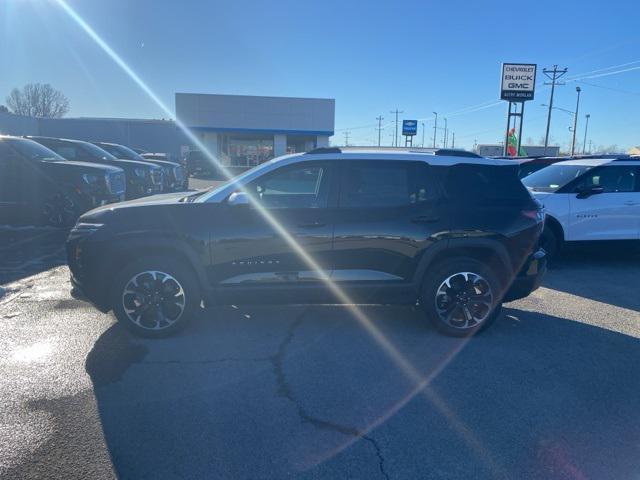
top-left (176, 93), bottom-right (334, 168)
top-left (0, 93), bottom-right (335, 166)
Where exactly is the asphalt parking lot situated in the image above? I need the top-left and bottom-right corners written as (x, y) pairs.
top-left (2, 210), bottom-right (640, 479)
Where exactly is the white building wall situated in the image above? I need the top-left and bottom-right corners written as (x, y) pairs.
top-left (176, 93), bottom-right (334, 136)
top-left (274, 134), bottom-right (287, 157)
top-left (316, 136), bottom-right (329, 148)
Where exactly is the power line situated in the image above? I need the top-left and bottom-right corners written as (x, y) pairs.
top-left (543, 65), bottom-right (568, 154)
top-left (576, 79), bottom-right (640, 96)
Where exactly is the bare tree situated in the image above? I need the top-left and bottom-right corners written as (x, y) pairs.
top-left (6, 83), bottom-right (70, 118)
top-left (0, 105), bottom-right (8, 114)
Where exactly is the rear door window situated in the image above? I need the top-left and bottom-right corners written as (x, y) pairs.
top-left (339, 161), bottom-right (434, 208)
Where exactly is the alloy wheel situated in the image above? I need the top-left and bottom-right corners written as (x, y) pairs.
top-left (435, 272), bottom-right (494, 329)
top-left (42, 193), bottom-right (76, 227)
top-left (122, 270), bottom-right (186, 330)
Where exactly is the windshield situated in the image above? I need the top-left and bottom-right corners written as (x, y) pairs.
top-left (100, 143), bottom-right (142, 161)
top-left (80, 142), bottom-right (118, 161)
top-left (4, 138), bottom-right (65, 162)
top-left (522, 164), bottom-right (595, 192)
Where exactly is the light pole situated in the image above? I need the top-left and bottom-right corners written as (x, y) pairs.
top-left (582, 113), bottom-right (590, 154)
top-left (432, 112), bottom-right (438, 148)
top-left (421, 122), bottom-right (425, 147)
top-left (570, 87), bottom-right (581, 156)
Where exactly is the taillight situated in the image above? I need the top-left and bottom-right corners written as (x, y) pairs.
top-left (522, 209), bottom-right (545, 222)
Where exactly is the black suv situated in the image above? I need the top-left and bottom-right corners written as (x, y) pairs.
top-left (26, 137), bottom-right (164, 199)
top-left (92, 141), bottom-right (188, 192)
top-left (0, 136), bottom-right (125, 226)
top-left (67, 148), bottom-right (546, 337)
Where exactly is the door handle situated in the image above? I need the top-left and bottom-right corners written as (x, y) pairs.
top-left (624, 200), bottom-right (639, 206)
top-left (411, 215), bottom-right (440, 224)
top-left (296, 221), bottom-right (326, 228)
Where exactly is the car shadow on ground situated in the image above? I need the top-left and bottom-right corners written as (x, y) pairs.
top-left (86, 303), bottom-right (640, 479)
top-left (543, 243), bottom-right (640, 312)
top-left (0, 226), bottom-right (69, 285)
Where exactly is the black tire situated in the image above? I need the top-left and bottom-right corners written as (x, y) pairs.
top-left (41, 191), bottom-right (81, 228)
top-left (540, 225), bottom-right (560, 260)
top-left (111, 256), bottom-right (201, 338)
top-left (420, 257), bottom-right (503, 337)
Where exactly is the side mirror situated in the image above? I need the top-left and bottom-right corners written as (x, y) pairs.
top-left (227, 191), bottom-right (249, 206)
top-left (576, 186), bottom-right (604, 199)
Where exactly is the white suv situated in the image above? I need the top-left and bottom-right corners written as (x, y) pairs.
top-left (522, 158), bottom-right (640, 257)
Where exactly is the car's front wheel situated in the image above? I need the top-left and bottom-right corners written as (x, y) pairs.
top-left (421, 258), bottom-right (503, 337)
top-left (41, 192), bottom-right (80, 227)
top-left (111, 257), bottom-right (200, 337)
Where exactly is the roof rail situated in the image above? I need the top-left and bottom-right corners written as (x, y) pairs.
top-left (305, 147), bottom-right (342, 155)
top-left (433, 149), bottom-right (482, 158)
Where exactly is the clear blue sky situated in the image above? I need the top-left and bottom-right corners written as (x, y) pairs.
top-left (1, 0), bottom-right (639, 151)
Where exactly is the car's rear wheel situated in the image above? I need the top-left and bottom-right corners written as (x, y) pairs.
top-left (421, 258), bottom-right (502, 337)
top-left (111, 257), bottom-right (200, 337)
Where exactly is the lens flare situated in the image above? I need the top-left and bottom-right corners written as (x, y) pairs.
top-left (53, 0), bottom-right (501, 469)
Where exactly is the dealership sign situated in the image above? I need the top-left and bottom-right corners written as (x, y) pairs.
top-left (500, 63), bottom-right (537, 101)
top-left (402, 120), bottom-right (418, 136)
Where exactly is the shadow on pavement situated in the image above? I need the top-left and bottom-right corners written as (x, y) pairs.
top-left (86, 304), bottom-right (640, 479)
top-left (544, 243), bottom-right (640, 312)
top-left (0, 226), bottom-right (69, 285)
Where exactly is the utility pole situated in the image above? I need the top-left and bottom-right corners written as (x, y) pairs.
top-left (376, 115), bottom-right (384, 147)
top-left (432, 112), bottom-right (438, 148)
top-left (421, 122), bottom-right (425, 147)
top-left (451, 132), bottom-right (455, 148)
top-left (588, 139), bottom-right (592, 154)
top-left (343, 131), bottom-right (350, 147)
top-left (582, 113), bottom-right (590, 154)
top-left (543, 65), bottom-right (568, 155)
top-left (390, 109), bottom-right (403, 147)
top-left (570, 86), bottom-right (581, 156)
top-left (443, 117), bottom-right (448, 148)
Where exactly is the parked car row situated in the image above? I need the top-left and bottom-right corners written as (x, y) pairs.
top-left (492, 153), bottom-right (633, 179)
top-left (0, 135), bottom-right (187, 227)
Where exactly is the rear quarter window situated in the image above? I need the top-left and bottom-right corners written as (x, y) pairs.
top-left (444, 164), bottom-right (531, 203)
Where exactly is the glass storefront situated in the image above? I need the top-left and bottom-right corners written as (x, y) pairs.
top-left (219, 133), bottom-right (274, 167)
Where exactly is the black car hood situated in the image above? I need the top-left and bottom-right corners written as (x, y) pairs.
top-left (40, 159), bottom-right (122, 175)
top-left (109, 158), bottom-right (160, 171)
top-left (78, 191), bottom-right (210, 225)
top-left (84, 191), bottom-right (188, 215)
top-left (135, 158), bottom-right (180, 169)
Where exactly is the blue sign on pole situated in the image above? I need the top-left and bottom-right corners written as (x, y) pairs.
top-left (402, 120), bottom-right (418, 136)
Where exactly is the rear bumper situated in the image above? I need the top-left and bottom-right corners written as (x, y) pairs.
top-left (503, 248), bottom-right (547, 302)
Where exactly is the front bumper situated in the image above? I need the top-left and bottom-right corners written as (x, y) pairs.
top-left (126, 180), bottom-right (163, 199)
top-left (503, 248), bottom-right (547, 302)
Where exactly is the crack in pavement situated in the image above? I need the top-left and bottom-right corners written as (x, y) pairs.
top-left (270, 308), bottom-right (390, 479)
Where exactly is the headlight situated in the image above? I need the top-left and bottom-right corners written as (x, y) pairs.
top-left (82, 173), bottom-right (100, 185)
top-left (68, 222), bottom-right (104, 240)
top-left (134, 167), bottom-right (146, 178)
